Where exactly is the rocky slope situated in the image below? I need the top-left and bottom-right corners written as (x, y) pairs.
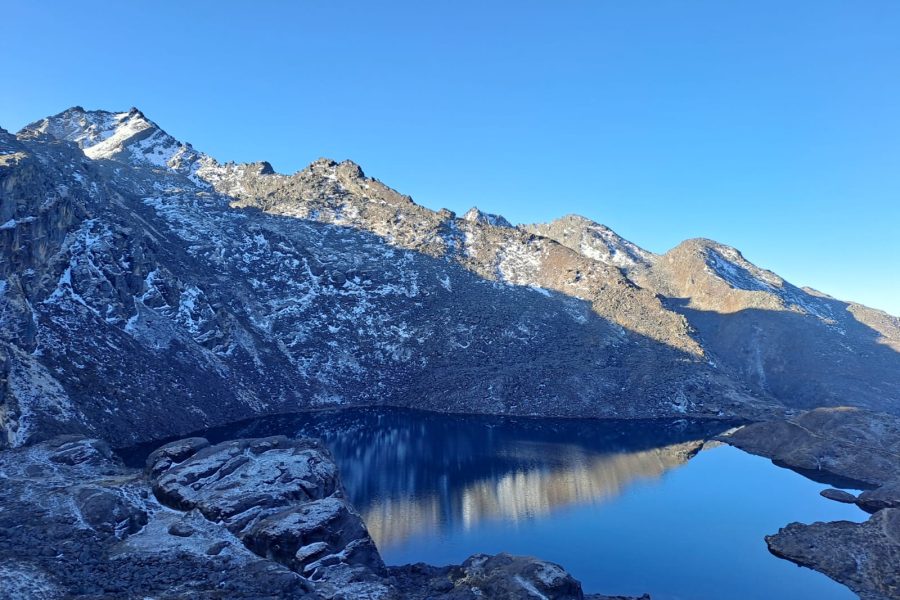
top-left (0, 105), bottom-right (898, 451)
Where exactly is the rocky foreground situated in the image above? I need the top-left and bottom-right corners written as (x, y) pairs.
top-left (0, 435), bottom-right (648, 600)
top-left (723, 407), bottom-right (900, 600)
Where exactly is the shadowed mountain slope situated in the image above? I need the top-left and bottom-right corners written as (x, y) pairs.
top-left (1, 106), bottom-right (897, 447)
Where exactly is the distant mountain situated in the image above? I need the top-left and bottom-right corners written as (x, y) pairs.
top-left (1, 106), bottom-right (897, 447)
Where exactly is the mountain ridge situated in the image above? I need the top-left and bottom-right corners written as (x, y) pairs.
top-left (1, 106), bottom-right (898, 448)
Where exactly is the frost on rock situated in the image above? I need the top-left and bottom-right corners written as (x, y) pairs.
top-left (0, 562), bottom-right (62, 600)
top-left (497, 239), bottom-right (543, 286)
top-left (3, 347), bottom-right (78, 447)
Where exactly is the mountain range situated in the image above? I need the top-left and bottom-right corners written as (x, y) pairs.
top-left (1, 106), bottom-right (898, 448)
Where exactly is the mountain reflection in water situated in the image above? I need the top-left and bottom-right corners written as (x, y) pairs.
top-left (169, 408), bottom-right (732, 549)
top-left (361, 439), bottom-right (706, 547)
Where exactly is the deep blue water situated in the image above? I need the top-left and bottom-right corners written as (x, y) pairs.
top-left (125, 408), bottom-right (866, 600)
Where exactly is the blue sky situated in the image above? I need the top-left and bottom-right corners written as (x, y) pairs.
top-left (3, 1), bottom-right (899, 314)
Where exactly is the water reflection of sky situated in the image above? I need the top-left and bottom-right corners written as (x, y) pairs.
top-left (127, 409), bottom-right (867, 600)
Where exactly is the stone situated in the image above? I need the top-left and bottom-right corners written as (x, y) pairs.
top-left (149, 435), bottom-right (385, 591)
top-left (167, 521), bottom-right (195, 537)
top-left (244, 498), bottom-right (383, 575)
top-left (820, 488), bottom-right (857, 504)
top-left (857, 479), bottom-right (900, 513)
top-left (206, 540), bottom-right (230, 555)
top-left (74, 486), bottom-right (148, 538)
top-left (388, 553), bottom-right (597, 600)
top-left (150, 436), bottom-right (340, 526)
top-left (145, 437), bottom-right (210, 477)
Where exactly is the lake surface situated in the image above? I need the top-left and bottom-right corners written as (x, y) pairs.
top-left (125, 408), bottom-right (867, 600)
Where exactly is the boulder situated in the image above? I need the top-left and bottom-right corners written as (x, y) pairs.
top-left (149, 435), bottom-right (386, 589)
top-left (857, 479), bottom-right (900, 513)
top-left (74, 486), bottom-right (148, 538)
top-left (150, 436), bottom-right (340, 528)
top-left (820, 488), bottom-right (857, 504)
top-left (144, 436), bottom-right (210, 477)
top-left (244, 497), bottom-right (383, 575)
top-left (388, 553), bottom-right (594, 600)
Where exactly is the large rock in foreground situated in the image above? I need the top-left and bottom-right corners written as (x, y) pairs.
top-left (148, 435), bottom-right (388, 595)
top-left (390, 553), bottom-right (585, 600)
top-left (0, 436), bottom-right (316, 599)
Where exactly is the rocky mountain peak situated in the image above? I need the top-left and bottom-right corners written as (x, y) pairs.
top-left (664, 238), bottom-right (786, 293)
top-left (19, 106), bottom-right (202, 174)
top-left (462, 207), bottom-right (512, 228)
top-left (523, 213), bottom-right (656, 273)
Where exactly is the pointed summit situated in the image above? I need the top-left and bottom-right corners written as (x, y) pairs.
top-left (19, 106), bottom-right (202, 172)
top-left (462, 207), bottom-right (512, 228)
top-left (524, 214), bottom-right (655, 272)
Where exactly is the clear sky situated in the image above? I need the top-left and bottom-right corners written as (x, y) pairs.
top-left (3, 1), bottom-right (899, 315)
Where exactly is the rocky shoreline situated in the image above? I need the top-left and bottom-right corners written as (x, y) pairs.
top-left (723, 407), bottom-right (900, 600)
top-left (0, 434), bottom-right (650, 599)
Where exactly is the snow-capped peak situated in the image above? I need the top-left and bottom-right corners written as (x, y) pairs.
top-left (20, 106), bottom-right (204, 173)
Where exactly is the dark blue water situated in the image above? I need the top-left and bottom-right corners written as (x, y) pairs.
top-left (124, 408), bottom-right (865, 599)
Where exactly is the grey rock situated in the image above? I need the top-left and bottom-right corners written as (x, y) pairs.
top-left (388, 552), bottom-right (642, 600)
top-left (820, 488), bottom-right (858, 504)
top-left (151, 436), bottom-right (340, 528)
top-left (167, 520), bottom-right (195, 537)
top-left (244, 497), bottom-right (384, 575)
top-left (457, 553), bottom-right (585, 600)
top-left (205, 540), bottom-right (230, 555)
top-left (150, 435), bottom-right (386, 595)
top-left (767, 509), bottom-right (900, 600)
top-left (858, 479), bottom-right (900, 513)
top-left (0, 436), bottom-right (318, 599)
top-left (145, 436), bottom-right (210, 476)
top-left (74, 486), bottom-right (148, 538)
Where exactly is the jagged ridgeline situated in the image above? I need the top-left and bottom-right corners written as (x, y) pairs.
top-left (1, 107), bottom-right (898, 447)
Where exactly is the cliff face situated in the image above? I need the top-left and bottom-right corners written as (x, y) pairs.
top-left (0, 106), bottom-right (897, 447)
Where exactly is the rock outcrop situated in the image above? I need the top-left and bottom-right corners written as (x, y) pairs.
top-left (723, 408), bottom-right (900, 599)
top-left (766, 509), bottom-right (900, 600)
top-left (724, 407), bottom-right (900, 509)
top-left (390, 553), bottom-right (590, 600)
top-left (148, 436), bottom-right (388, 595)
